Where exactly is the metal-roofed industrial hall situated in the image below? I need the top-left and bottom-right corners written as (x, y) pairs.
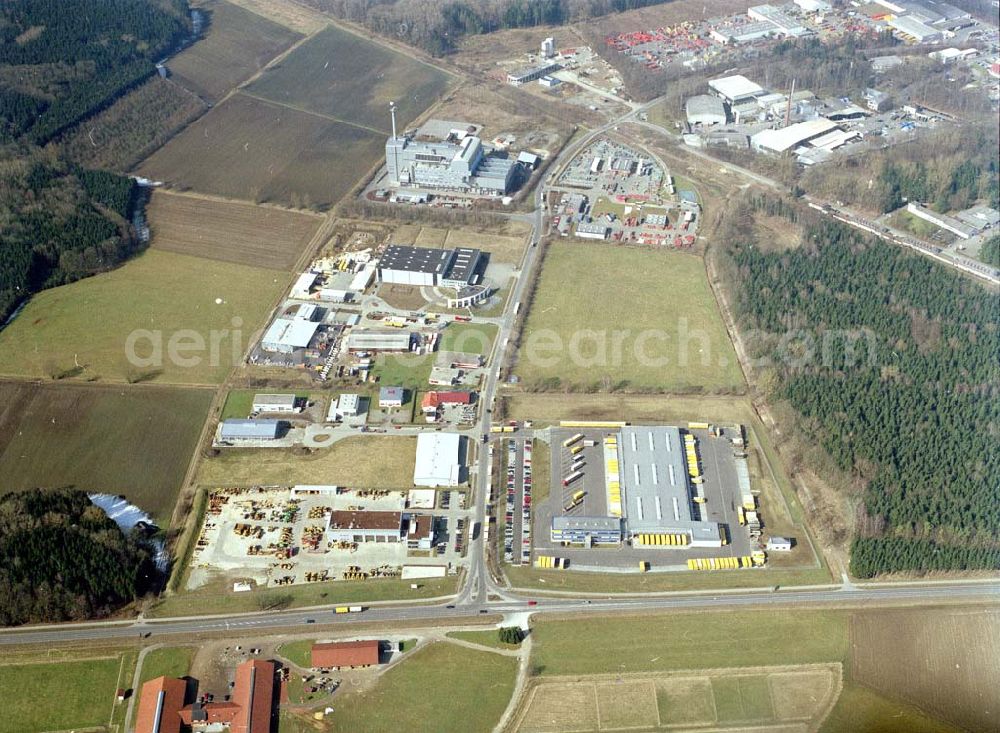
top-left (377, 245), bottom-right (483, 288)
top-left (618, 426), bottom-right (723, 547)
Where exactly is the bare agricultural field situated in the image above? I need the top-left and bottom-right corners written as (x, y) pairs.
top-left (514, 665), bottom-right (840, 733)
top-left (515, 242), bottom-right (744, 393)
top-left (194, 435), bottom-right (418, 488)
top-left (245, 24), bottom-right (454, 134)
top-left (168, 0), bottom-right (302, 102)
top-left (223, 0), bottom-right (329, 33)
top-left (138, 93), bottom-right (384, 209)
top-left (851, 607), bottom-right (1000, 733)
top-left (59, 77), bottom-right (207, 172)
top-left (148, 190), bottom-right (322, 270)
top-left (0, 382), bottom-right (212, 522)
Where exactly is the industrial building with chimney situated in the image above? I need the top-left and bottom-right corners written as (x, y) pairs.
top-left (384, 105), bottom-right (516, 195)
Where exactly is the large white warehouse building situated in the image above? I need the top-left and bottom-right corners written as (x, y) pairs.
top-left (414, 432), bottom-right (463, 487)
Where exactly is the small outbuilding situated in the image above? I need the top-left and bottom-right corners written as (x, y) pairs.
top-left (766, 536), bottom-right (793, 551)
top-left (379, 386), bottom-right (405, 409)
top-left (252, 393), bottom-right (297, 413)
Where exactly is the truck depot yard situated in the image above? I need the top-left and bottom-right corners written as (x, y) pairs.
top-left (529, 424), bottom-right (762, 572)
top-left (516, 243), bottom-right (742, 392)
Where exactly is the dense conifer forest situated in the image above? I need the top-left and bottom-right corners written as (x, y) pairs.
top-left (0, 0), bottom-right (186, 322)
top-left (0, 489), bottom-right (160, 626)
top-left (725, 208), bottom-right (999, 577)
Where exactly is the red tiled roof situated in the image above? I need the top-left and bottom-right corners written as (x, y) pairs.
top-left (311, 640), bottom-right (380, 668)
top-left (421, 391), bottom-right (472, 409)
top-left (230, 659), bottom-right (275, 733)
top-left (135, 676), bottom-right (186, 733)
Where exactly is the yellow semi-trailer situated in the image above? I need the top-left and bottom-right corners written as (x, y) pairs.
top-left (563, 433), bottom-right (584, 447)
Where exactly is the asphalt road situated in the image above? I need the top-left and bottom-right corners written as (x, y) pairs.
top-left (2, 582), bottom-right (997, 646)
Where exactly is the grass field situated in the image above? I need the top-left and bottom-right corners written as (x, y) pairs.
top-left (447, 629), bottom-right (521, 650)
top-left (277, 639), bottom-right (313, 668)
top-left (530, 610), bottom-right (849, 676)
top-left (293, 641), bottom-right (516, 733)
top-left (245, 24), bottom-right (454, 135)
top-left (148, 191), bottom-right (322, 270)
top-left (504, 392), bottom-right (756, 425)
top-left (60, 77), bottom-right (207, 172)
top-left (440, 323), bottom-right (498, 355)
top-left (195, 435), bottom-right (417, 487)
top-left (0, 655), bottom-right (125, 733)
top-left (0, 249), bottom-right (286, 384)
top-left (821, 684), bottom-right (961, 733)
top-left (851, 607), bottom-right (1000, 732)
top-left (151, 575), bottom-right (457, 617)
top-left (168, 0), bottom-right (302, 102)
top-left (138, 93), bottom-right (385, 209)
top-left (516, 243), bottom-right (743, 392)
top-left (219, 389), bottom-right (317, 420)
top-left (372, 353), bottom-right (434, 392)
top-left (0, 382), bottom-right (212, 521)
top-left (506, 564), bottom-right (831, 594)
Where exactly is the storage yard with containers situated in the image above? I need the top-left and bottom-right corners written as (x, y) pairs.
top-left (604, 2), bottom-right (991, 74)
top-left (524, 422), bottom-right (769, 571)
top-left (552, 137), bottom-right (699, 246)
top-left (186, 485), bottom-right (470, 591)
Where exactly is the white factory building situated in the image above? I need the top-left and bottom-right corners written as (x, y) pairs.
top-left (252, 394), bottom-right (297, 413)
top-left (385, 112), bottom-right (515, 195)
top-left (413, 432), bottom-right (463, 487)
top-left (708, 75), bottom-right (765, 105)
top-left (750, 118), bottom-right (841, 154)
top-left (261, 318), bottom-right (320, 354)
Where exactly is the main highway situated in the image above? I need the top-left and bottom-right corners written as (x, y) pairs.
top-left (2, 581), bottom-right (997, 646)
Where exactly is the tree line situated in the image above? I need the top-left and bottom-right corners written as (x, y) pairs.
top-left (0, 489), bottom-right (160, 626)
top-left (299, 0), bottom-right (672, 56)
top-left (0, 145), bottom-right (141, 324)
top-left (722, 204), bottom-right (999, 577)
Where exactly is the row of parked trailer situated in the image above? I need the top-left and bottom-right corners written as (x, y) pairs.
top-left (634, 533), bottom-right (691, 546)
top-left (561, 436), bottom-right (589, 514)
top-left (535, 555), bottom-right (568, 569)
top-left (687, 555), bottom-right (760, 570)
